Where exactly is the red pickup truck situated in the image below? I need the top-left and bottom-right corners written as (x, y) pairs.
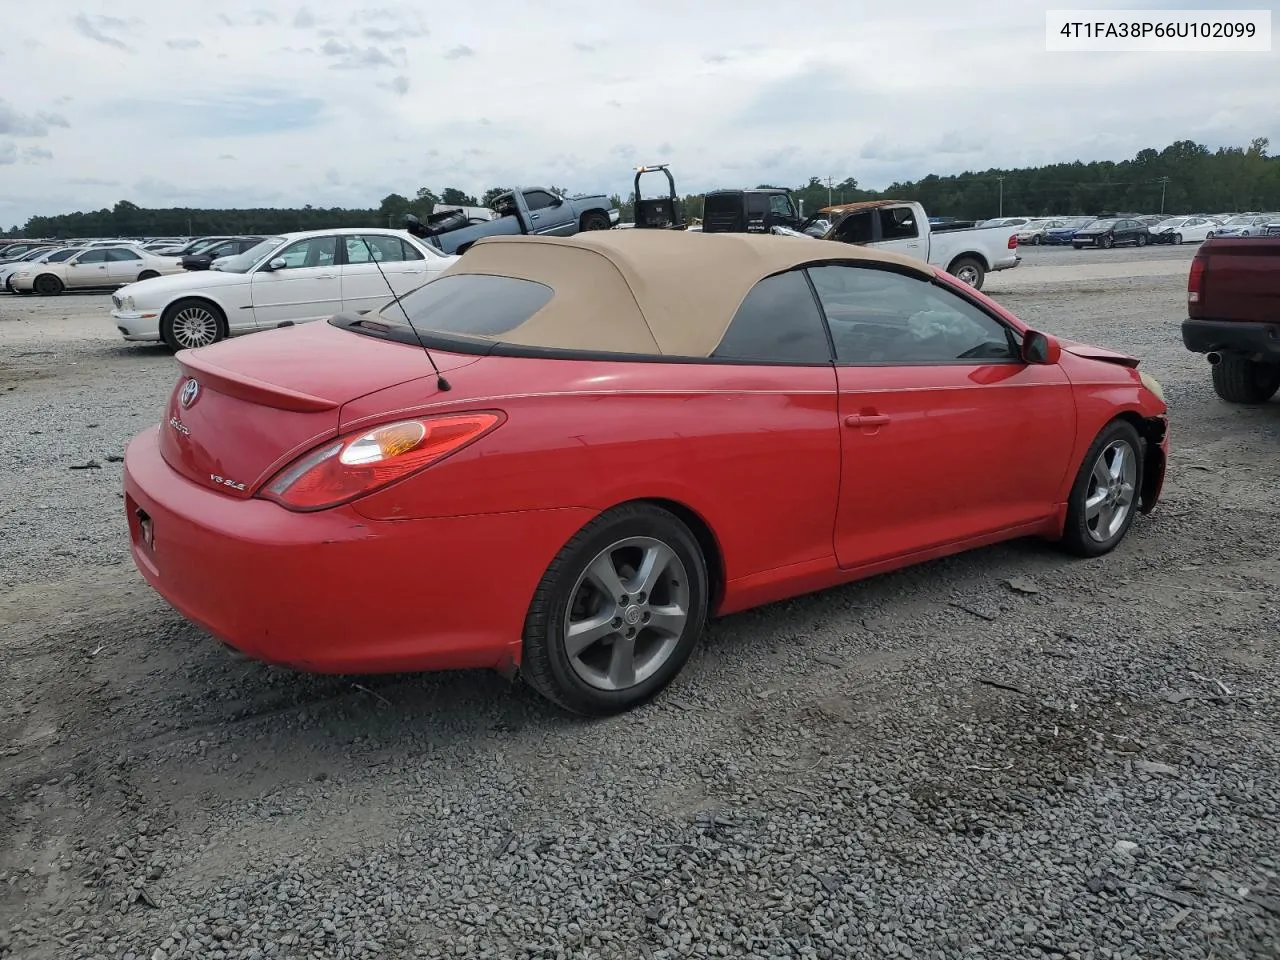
top-left (1182, 237), bottom-right (1280, 403)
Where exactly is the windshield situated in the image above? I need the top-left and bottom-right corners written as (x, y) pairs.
top-left (1156, 218), bottom-right (1186, 228)
top-left (1089, 219), bottom-right (1118, 229)
top-left (212, 236), bottom-right (286, 273)
top-left (43, 248), bottom-right (82, 263)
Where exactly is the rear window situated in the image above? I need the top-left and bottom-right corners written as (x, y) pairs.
top-left (383, 274), bottom-right (553, 336)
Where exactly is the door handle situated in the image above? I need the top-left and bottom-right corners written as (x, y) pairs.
top-left (530, 213), bottom-right (540, 220)
top-left (315, 273), bottom-right (337, 279)
top-left (845, 414), bottom-right (891, 427)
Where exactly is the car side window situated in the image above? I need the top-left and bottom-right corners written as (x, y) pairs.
top-left (345, 235), bottom-right (409, 265)
top-left (745, 193), bottom-right (770, 217)
top-left (831, 211), bottom-right (873, 244)
top-left (808, 264), bottom-right (1019, 365)
top-left (75, 250), bottom-right (110, 264)
top-left (768, 194), bottom-right (792, 217)
top-left (106, 248), bottom-right (142, 261)
top-left (523, 190), bottom-right (557, 211)
top-left (399, 239), bottom-right (425, 261)
top-left (710, 270), bottom-right (831, 364)
top-left (878, 207), bottom-right (919, 240)
top-left (270, 236), bottom-right (338, 270)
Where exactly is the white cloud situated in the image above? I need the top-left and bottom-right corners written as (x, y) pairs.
top-left (3, 0), bottom-right (1278, 224)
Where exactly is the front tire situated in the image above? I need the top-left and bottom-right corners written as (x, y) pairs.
top-left (948, 256), bottom-right (985, 290)
top-left (1173, 233), bottom-right (1183, 245)
top-left (1059, 419), bottom-right (1144, 558)
top-left (160, 298), bottom-right (227, 351)
top-left (580, 211), bottom-right (612, 231)
top-left (137, 270), bottom-right (159, 281)
top-left (33, 274), bottom-right (63, 296)
top-left (1100, 235), bottom-right (1114, 249)
top-left (1211, 355), bottom-right (1280, 404)
top-left (520, 503), bottom-right (709, 716)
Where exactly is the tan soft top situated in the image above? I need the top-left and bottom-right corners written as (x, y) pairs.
top-left (435, 229), bottom-right (933, 358)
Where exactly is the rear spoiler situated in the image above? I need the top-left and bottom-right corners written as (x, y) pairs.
top-left (178, 352), bottom-right (340, 413)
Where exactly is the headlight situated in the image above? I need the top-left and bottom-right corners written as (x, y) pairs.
top-left (1139, 370), bottom-right (1164, 401)
top-left (118, 295), bottom-right (135, 310)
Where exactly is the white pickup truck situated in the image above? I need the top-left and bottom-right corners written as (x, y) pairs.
top-left (798, 200), bottom-right (1021, 290)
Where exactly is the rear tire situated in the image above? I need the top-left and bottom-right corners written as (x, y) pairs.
top-left (1136, 233), bottom-right (1147, 247)
top-left (520, 502), bottom-right (709, 716)
top-left (160, 298), bottom-right (227, 352)
top-left (1211, 355), bottom-right (1280, 404)
top-left (948, 256), bottom-right (985, 290)
top-left (33, 274), bottom-right (63, 296)
top-left (1059, 419), bottom-right (1144, 558)
top-left (580, 211), bottom-right (612, 231)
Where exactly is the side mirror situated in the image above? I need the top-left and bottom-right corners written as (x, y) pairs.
top-left (1022, 329), bottom-right (1061, 365)
top-left (262, 257), bottom-right (287, 272)
top-left (550, 196), bottom-right (564, 206)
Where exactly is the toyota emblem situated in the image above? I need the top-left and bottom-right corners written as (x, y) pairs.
top-left (179, 379), bottom-right (200, 408)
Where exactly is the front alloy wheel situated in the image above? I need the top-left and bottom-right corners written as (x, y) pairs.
top-left (1059, 419), bottom-right (1144, 557)
top-left (160, 298), bottom-right (226, 351)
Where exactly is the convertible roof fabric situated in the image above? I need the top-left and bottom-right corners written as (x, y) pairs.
top-left (432, 229), bottom-right (934, 357)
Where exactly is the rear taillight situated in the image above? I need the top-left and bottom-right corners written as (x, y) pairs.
top-left (1008, 234), bottom-right (1018, 249)
top-left (1187, 255), bottom-right (1206, 304)
top-left (259, 412), bottom-right (504, 511)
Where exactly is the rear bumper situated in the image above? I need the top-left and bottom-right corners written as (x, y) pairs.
top-left (989, 254), bottom-right (1020, 272)
top-left (122, 427), bottom-right (593, 675)
top-left (1182, 319), bottom-right (1280, 359)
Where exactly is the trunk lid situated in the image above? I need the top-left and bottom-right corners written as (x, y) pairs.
top-left (158, 320), bottom-right (479, 497)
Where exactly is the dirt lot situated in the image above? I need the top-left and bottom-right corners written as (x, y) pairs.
top-left (1, 243), bottom-right (1278, 960)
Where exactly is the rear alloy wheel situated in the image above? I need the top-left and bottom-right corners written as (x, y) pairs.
top-left (1059, 419), bottom-right (1144, 558)
top-left (1211, 355), bottom-right (1280, 404)
top-left (160, 298), bottom-right (226, 351)
top-left (521, 503), bottom-right (709, 715)
top-left (33, 274), bottom-right (63, 296)
top-left (1136, 233), bottom-right (1147, 247)
top-left (949, 257), bottom-right (985, 290)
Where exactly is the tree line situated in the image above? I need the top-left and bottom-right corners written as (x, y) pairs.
top-left (7, 138), bottom-right (1278, 239)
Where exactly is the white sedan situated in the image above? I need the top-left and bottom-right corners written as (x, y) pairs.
top-left (1147, 216), bottom-right (1219, 245)
top-left (9, 245), bottom-right (184, 295)
top-left (110, 228), bottom-right (459, 351)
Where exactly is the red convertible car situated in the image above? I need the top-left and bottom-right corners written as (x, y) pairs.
top-left (123, 230), bottom-right (1169, 715)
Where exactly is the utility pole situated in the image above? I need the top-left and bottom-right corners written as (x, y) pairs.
top-left (826, 176), bottom-right (834, 208)
top-left (996, 176), bottom-right (1006, 217)
top-left (1157, 176), bottom-right (1170, 213)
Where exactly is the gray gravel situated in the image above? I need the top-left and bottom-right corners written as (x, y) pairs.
top-left (2, 245), bottom-right (1278, 960)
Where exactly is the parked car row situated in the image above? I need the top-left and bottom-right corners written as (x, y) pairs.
top-left (1008, 212), bottom-right (1280, 248)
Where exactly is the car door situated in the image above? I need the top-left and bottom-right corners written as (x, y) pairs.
top-left (872, 206), bottom-right (926, 261)
top-left (523, 189), bottom-right (576, 235)
top-left (105, 247), bottom-right (145, 283)
top-left (700, 268), bottom-right (842, 581)
top-left (63, 248), bottom-right (112, 287)
top-left (249, 235), bottom-right (341, 327)
top-left (807, 262), bottom-right (1076, 569)
top-left (340, 235), bottom-right (432, 313)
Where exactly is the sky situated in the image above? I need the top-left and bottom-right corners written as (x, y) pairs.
top-left (1, 0), bottom-right (1277, 225)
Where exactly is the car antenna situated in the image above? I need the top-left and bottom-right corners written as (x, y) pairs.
top-left (357, 235), bottom-right (451, 391)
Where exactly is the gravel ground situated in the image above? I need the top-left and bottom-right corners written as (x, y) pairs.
top-left (2, 242), bottom-right (1278, 960)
